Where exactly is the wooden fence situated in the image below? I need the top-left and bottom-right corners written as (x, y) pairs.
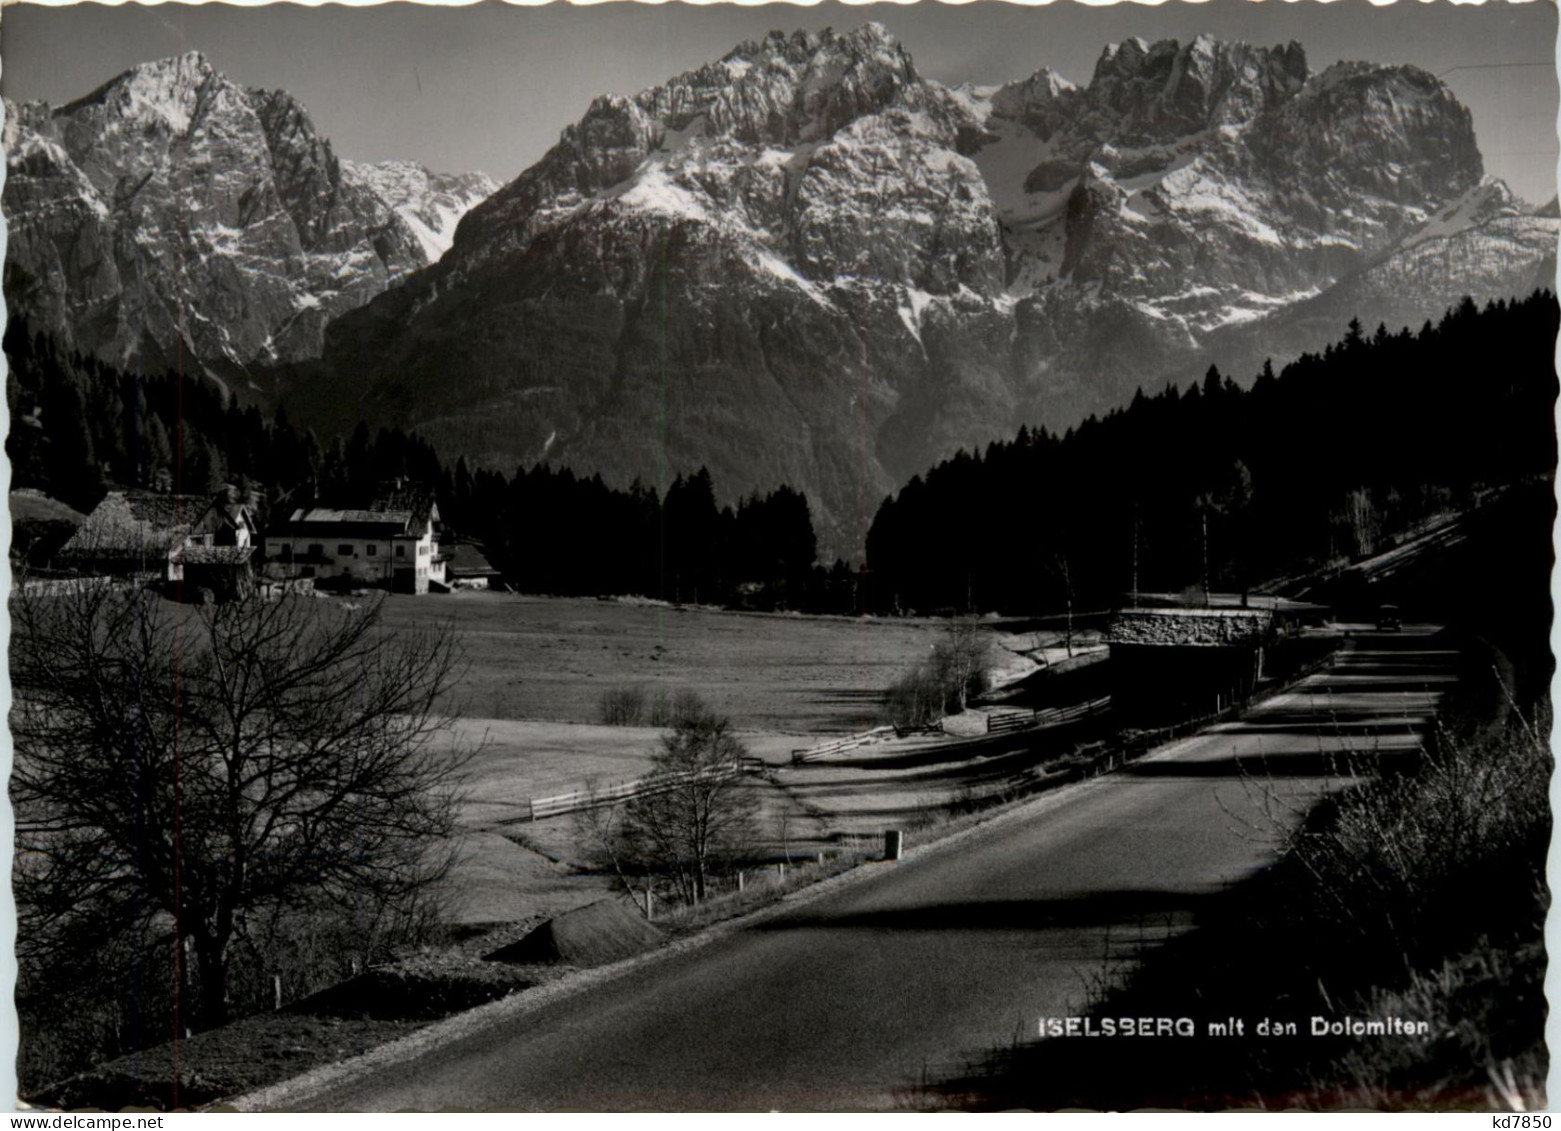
top-left (527, 757), bottom-right (763, 822)
top-left (789, 700), bottom-right (1111, 763)
top-left (790, 725), bottom-right (899, 765)
top-left (984, 696), bottom-right (1112, 736)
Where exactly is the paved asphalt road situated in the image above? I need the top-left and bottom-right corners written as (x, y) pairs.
top-left (290, 626), bottom-right (1457, 1112)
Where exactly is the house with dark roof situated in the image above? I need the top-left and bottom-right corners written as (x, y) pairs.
top-left (59, 488), bottom-right (257, 598)
top-left (264, 482), bottom-right (444, 594)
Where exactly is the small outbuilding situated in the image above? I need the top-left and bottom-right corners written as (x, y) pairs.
top-left (443, 541), bottom-right (503, 590)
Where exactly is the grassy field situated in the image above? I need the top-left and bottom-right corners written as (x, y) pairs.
top-left (377, 591), bottom-right (948, 731)
top-left (440, 717), bottom-right (851, 926)
top-left (362, 593), bottom-right (965, 930)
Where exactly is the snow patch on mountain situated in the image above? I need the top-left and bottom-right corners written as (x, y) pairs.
top-left (1399, 177), bottom-right (1525, 251)
top-left (614, 163), bottom-right (713, 222)
top-left (751, 246), bottom-right (833, 307)
top-left (1157, 163), bottom-right (1285, 246)
top-left (968, 114), bottom-right (1060, 222)
top-left (341, 159), bottom-right (498, 262)
top-left (108, 51), bottom-right (206, 134)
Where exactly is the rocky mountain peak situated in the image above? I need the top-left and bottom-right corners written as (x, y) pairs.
top-left (1091, 35), bottom-right (1154, 82)
top-left (1262, 58), bottom-right (1483, 210)
top-left (446, 20), bottom-right (967, 277)
top-left (631, 20), bottom-right (920, 147)
top-left (4, 52), bottom-right (494, 375)
top-left (60, 50), bottom-right (216, 134)
top-left (726, 23), bottom-right (910, 74)
top-left (990, 68), bottom-right (1077, 120)
top-left (39, 53), bottom-right (220, 203)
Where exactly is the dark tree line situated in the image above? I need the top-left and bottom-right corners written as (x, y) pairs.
top-left (445, 463), bottom-right (854, 610)
top-left (5, 319), bottom-right (847, 608)
top-left (865, 291), bottom-right (1559, 615)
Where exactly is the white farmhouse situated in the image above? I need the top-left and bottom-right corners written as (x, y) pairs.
top-left (265, 483), bottom-right (445, 594)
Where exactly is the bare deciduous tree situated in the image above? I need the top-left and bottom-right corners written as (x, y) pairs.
top-left (1045, 551), bottom-right (1076, 658)
top-left (620, 712), bottom-right (759, 905)
top-left (571, 782), bottom-right (654, 918)
top-left (11, 582), bottom-right (472, 1033)
top-left (885, 619), bottom-right (995, 729)
top-left (934, 618), bottom-right (992, 714)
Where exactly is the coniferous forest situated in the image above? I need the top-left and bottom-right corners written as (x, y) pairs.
top-left (7, 290), bottom-right (1555, 616)
top-left (865, 291), bottom-right (1559, 615)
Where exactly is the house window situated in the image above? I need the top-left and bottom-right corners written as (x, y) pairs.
top-left (308, 544), bottom-right (324, 556)
top-left (367, 544), bottom-right (378, 556)
top-left (396, 545), bottom-right (405, 558)
top-left (338, 544), bottom-right (354, 556)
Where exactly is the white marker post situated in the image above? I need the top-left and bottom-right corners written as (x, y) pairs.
top-left (884, 829), bottom-right (903, 861)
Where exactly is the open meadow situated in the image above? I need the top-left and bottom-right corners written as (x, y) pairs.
top-left (371, 592), bottom-right (976, 927)
top-left (377, 590), bottom-right (950, 731)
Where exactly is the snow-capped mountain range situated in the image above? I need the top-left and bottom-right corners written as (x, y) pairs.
top-left (6, 28), bottom-right (1555, 552)
top-left (301, 25), bottom-right (1553, 550)
top-left (3, 52), bottom-right (495, 378)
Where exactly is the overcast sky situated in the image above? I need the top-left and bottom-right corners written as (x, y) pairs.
top-left (3, 0), bottom-right (1556, 204)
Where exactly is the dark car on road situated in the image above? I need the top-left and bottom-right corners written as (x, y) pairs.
top-left (1376, 604), bottom-right (1402, 631)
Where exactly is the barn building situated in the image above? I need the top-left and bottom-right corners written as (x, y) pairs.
top-left (58, 488), bottom-right (258, 599)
